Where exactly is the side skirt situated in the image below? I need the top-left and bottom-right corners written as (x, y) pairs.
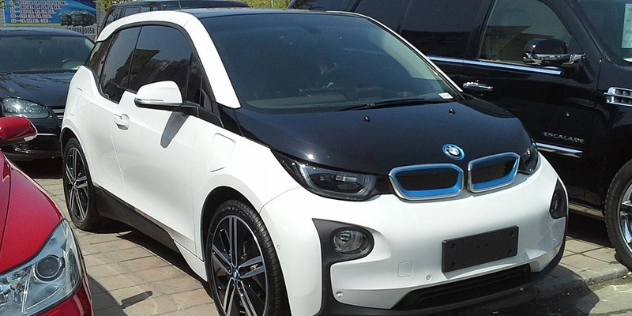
top-left (94, 186), bottom-right (180, 253)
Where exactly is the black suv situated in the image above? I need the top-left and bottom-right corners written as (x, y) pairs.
top-left (290, 0), bottom-right (632, 270)
top-left (100, 0), bottom-right (247, 33)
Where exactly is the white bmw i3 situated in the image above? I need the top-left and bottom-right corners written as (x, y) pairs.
top-left (61, 8), bottom-right (567, 316)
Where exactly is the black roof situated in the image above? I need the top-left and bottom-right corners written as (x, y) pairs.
top-left (109, 0), bottom-right (248, 9)
top-left (0, 27), bottom-right (89, 37)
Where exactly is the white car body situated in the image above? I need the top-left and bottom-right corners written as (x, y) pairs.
top-left (62, 9), bottom-right (567, 316)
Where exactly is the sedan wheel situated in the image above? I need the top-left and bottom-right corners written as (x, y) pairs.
top-left (63, 138), bottom-right (100, 231)
top-left (207, 200), bottom-right (289, 316)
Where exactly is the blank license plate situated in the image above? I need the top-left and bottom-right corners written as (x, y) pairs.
top-left (442, 226), bottom-right (519, 273)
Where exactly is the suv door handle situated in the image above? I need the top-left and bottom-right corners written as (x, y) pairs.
top-left (463, 82), bottom-right (494, 92)
top-left (114, 114), bottom-right (130, 128)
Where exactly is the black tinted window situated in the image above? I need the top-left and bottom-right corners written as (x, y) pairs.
top-left (290, 0), bottom-right (353, 10)
top-left (128, 26), bottom-right (192, 100)
top-left (100, 27), bottom-right (140, 102)
top-left (87, 39), bottom-right (110, 77)
top-left (400, 0), bottom-right (485, 58)
top-left (354, 0), bottom-right (408, 31)
top-left (123, 6), bottom-right (142, 17)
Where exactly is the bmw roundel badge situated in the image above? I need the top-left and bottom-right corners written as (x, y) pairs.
top-left (443, 144), bottom-right (465, 160)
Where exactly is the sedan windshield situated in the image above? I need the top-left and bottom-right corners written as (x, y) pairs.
top-left (577, 0), bottom-right (632, 63)
top-left (203, 13), bottom-right (459, 111)
top-left (0, 35), bottom-right (94, 73)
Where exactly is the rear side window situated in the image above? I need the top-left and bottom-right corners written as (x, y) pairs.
top-left (353, 0), bottom-right (409, 31)
top-left (400, 0), bottom-right (486, 58)
top-left (128, 25), bottom-right (193, 101)
top-left (87, 39), bottom-right (111, 77)
top-left (99, 27), bottom-right (141, 103)
top-left (289, 0), bottom-right (353, 10)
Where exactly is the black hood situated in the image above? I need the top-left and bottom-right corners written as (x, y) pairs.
top-left (236, 98), bottom-right (533, 175)
top-left (0, 72), bottom-right (73, 108)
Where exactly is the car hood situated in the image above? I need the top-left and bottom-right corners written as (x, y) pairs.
top-left (0, 72), bottom-right (74, 107)
top-left (0, 154), bottom-right (62, 272)
top-left (236, 98), bottom-right (533, 175)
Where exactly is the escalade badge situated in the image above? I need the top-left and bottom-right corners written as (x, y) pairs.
top-left (443, 144), bottom-right (464, 160)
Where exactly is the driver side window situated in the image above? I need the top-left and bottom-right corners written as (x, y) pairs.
top-left (478, 0), bottom-right (572, 64)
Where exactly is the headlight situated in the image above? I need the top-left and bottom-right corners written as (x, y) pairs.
top-left (275, 152), bottom-right (377, 200)
top-left (519, 142), bottom-right (539, 174)
top-left (0, 220), bottom-right (83, 316)
top-left (2, 98), bottom-right (50, 119)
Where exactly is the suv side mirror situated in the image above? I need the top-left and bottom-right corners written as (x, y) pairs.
top-left (0, 117), bottom-right (37, 146)
top-left (134, 81), bottom-right (183, 111)
top-left (523, 38), bottom-right (584, 70)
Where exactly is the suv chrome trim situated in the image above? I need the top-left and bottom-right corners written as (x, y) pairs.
top-left (467, 153), bottom-right (520, 193)
top-left (389, 164), bottom-right (463, 201)
top-left (535, 142), bottom-right (582, 158)
top-left (605, 87), bottom-right (632, 107)
top-left (429, 56), bottom-right (563, 76)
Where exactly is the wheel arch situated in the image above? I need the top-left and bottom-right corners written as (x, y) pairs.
top-left (200, 186), bottom-right (252, 263)
top-left (602, 125), bottom-right (632, 201)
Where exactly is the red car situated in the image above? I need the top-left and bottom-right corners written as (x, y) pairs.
top-left (0, 117), bottom-right (91, 315)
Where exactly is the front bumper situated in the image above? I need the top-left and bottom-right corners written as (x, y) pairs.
top-left (260, 157), bottom-right (566, 316)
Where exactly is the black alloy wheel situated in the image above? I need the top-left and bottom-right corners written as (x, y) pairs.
top-left (207, 200), bottom-right (289, 316)
top-left (605, 159), bottom-right (632, 270)
top-left (63, 138), bottom-right (100, 231)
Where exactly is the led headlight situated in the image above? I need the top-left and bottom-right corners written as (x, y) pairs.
top-left (519, 142), bottom-right (539, 174)
top-left (0, 220), bottom-right (83, 316)
top-left (275, 152), bottom-right (377, 200)
top-left (2, 98), bottom-right (49, 119)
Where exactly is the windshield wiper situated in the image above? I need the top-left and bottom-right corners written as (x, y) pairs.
top-left (340, 98), bottom-right (450, 111)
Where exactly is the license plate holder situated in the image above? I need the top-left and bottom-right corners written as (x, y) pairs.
top-left (442, 226), bottom-right (519, 273)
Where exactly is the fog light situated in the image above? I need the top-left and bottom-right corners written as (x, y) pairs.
top-left (549, 180), bottom-right (568, 219)
top-left (14, 141), bottom-right (31, 151)
top-left (333, 230), bottom-right (369, 254)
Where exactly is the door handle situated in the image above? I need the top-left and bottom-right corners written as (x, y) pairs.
top-left (463, 81), bottom-right (494, 92)
top-left (114, 114), bottom-right (130, 128)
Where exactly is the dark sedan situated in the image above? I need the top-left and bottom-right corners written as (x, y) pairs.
top-left (0, 27), bottom-right (93, 161)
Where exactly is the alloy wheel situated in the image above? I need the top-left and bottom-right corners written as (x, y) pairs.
top-left (210, 215), bottom-right (268, 316)
top-left (65, 147), bottom-right (89, 222)
top-left (618, 183), bottom-right (632, 251)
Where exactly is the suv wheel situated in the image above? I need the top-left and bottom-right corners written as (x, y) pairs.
top-left (206, 200), bottom-right (289, 316)
top-left (63, 138), bottom-right (100, 231)
top-left (605, 159), bottom-right (632, 269)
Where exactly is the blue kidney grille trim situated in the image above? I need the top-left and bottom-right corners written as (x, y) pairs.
top-left (389, 164), bottom-right (464, 200)
top-left (468, 153), bottom-right (520, 193)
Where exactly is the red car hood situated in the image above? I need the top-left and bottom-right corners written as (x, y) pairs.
top-left (0, 154), bottom-right (62, 272)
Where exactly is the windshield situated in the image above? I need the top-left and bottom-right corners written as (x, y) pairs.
top-left (0, 35), bottom-right (94, 73)
top-left (577, 0), bottom-right (632, 63)
top-left (202, 13), bottom-right (459, 111)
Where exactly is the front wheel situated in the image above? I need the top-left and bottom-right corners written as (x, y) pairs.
top-left (605, 159), bottom-right (632, 270)
top-left (63, 138), bottom-right (100, 231)
top-left (206, 200), bottom-right (289, 316)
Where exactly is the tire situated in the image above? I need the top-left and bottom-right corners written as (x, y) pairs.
top-left (206, 200), bottom-right (289, 316)
top-left (63, 138), bottom-right (100, 231)
top-left (605, 159), bottom-right (632, 270)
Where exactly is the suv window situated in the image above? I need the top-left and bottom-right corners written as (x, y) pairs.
top-left (400, 0), bottom-right (486, 58)
top-left (128, 25), bottom-right (193, 101)
top-left (99, 27), bottom-right (141, 103)
top-left (478, 0), bottom-right (572, 63)
top-left (87, 39), bottom-right (111, 77)
top-left (353, 0), bottom-right (408, 31)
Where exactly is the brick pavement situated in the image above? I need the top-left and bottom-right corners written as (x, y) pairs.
top-left (30, 174), bottom-right (630, 316)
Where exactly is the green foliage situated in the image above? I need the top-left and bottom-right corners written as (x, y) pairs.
top-left (244, 0), bottom-right (291, 8)
top-left (95, 0), bottom-right (126, 11)
top-left (0, 0), bottom-right (5, 9)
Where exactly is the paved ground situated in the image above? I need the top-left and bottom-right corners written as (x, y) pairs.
top-left (21, 160), bottom-right (632, 316)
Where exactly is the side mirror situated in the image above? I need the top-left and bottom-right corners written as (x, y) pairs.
top-left (523, 38), bottom-right (584, 70)
top-left (134, 81), bottom-right (183, 111)
top-left (0, 117), bottom-right (37, 147)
